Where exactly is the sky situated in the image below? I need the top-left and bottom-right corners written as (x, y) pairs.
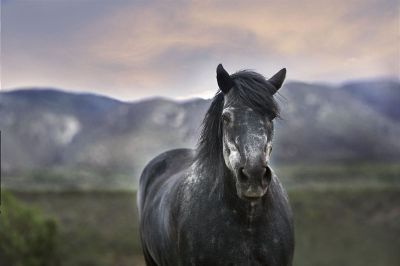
top-left (1, 0), bottom-right (399, 100)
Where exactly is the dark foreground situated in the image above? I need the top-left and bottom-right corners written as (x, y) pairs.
top-left (2, 186), bottom-right (397, 266)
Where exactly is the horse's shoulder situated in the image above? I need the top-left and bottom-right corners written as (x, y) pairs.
top-left (138, 148), bottom-right (196, 264)
top-left (138, 148), bottom-right (195, 208)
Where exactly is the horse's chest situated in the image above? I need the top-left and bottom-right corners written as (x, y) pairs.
top-left (181, 218), bottom-right (279, 266)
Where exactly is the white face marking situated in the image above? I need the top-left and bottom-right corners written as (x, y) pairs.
top-left (223, 137), bottom-right (240, 172)
top-left (222, 107), bottom-right (272, 174)
top-left (243, 133), bottom-right (267, 164)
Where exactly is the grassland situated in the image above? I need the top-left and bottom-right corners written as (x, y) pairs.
top-left (3, 163), bottom-right (400, 266)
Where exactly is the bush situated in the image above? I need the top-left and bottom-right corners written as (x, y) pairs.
top-left (0, 192), bottom-right (60, 266)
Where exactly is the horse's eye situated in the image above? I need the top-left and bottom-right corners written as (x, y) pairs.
top-left (222, 114), bottom-right (231, 124)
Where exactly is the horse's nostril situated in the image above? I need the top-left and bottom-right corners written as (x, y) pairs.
top-left (263, 166), bottom-right (272, 184)
top-left (261, 166), bottom-right (267, 176)
top-left (238, 167), bottom-right (248, 181)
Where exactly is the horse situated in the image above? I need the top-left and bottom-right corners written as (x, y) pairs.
top-left (137, 64), bottom-right (294, 266)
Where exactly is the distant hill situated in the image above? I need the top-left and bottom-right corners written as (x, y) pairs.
top-left (0, 89), bottom-right (209, 186)
top-left (341, 79), bottom-right (400, 122)
top-left (273, 81), bottom-right (400, 162)
top-left (1, 80), bottom-right (399, 189)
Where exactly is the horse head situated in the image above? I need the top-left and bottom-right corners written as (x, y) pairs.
top-left (217, 64), bottom-right (286, 201)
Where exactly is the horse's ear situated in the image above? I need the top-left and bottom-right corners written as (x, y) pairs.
top-left (269, 68), bottom-right (286, 93)
top-left (216, 64), bottom-right (234, 94)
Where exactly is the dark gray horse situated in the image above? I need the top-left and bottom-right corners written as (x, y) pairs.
top-left (137, 64), bottom-right (294, 266)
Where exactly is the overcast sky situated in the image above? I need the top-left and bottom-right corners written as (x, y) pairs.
top-left (2, 0), bottom-right (399, 100)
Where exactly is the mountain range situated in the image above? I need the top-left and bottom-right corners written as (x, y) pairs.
top-left (1, 79), bottom-right (399, 189)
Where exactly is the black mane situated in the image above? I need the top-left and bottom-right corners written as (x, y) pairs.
top-left (196, 70), bottom-right (280, 172)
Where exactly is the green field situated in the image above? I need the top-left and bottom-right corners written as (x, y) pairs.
top-left (4, 187), bottom-right (399, 266)
top-left (2, 163), bottom-right (400, 266)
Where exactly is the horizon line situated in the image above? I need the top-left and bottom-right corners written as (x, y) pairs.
top-left (1, 75), bottom-right (399, 102)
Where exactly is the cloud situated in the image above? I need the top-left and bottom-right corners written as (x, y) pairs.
top-left (2, 0), bottom-right (399, 99)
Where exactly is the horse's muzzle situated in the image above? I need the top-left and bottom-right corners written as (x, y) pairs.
top-left (237, 165), bottom-right (272, 200)
top-left (242, 185), bottom-right (267, 198)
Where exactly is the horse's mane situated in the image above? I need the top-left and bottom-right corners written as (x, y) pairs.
top-left (195, 70), bottom-right (280, 173)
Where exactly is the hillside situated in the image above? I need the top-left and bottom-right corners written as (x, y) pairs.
top-left (1, 79), bottom-right (399, 189)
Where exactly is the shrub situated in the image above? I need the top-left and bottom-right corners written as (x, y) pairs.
top-left (0, 192), bottom-right (60, 266)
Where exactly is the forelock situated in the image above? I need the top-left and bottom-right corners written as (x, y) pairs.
top-left (229, 70), bottom-right (280, 119)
